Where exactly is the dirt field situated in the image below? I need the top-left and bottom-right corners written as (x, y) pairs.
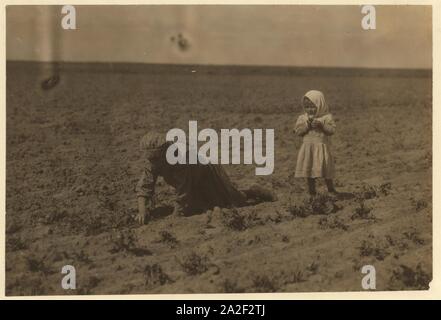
top-left (5, 62), bottom-right (432, 295)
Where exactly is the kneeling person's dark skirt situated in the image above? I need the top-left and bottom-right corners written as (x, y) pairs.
top-left (136, 143), bottom-right (275, 214)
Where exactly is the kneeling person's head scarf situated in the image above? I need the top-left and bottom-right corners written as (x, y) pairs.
top-left (139, 132), bottom-right (166, 161)
top-left (140, 132), bottom-right (164, 150)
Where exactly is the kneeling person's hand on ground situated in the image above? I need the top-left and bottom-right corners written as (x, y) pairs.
top-left (137, 196), bottom-right (150, 225)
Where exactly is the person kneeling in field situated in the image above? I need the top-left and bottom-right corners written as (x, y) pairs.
top-left (136, 132), bottom-right (277, 224)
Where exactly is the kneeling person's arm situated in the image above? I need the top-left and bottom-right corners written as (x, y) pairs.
top-left (135, 164), bottom-right (158, 224)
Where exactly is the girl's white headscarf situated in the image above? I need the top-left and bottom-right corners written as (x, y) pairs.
top-left (303, 90), bottom-right (329, 118)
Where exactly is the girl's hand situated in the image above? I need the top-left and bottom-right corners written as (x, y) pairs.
top-left (311, 119), bottom-right (322, 129)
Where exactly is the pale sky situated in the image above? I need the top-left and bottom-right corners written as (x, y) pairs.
top-left (6, 5), bottom-right (432, 69)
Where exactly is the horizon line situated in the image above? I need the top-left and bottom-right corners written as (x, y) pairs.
top-left (6, 59), bottom-right (432, 72)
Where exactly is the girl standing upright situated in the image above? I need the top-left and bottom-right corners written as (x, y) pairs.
top-left (294, 90), bottom-right (337, 196)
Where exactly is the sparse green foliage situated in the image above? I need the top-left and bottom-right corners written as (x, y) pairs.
top-left (288, 202), bottom-right (309, 218)
top-left (109, 229), bottom-right (151, 256)
top-left (403, 229), bottom-right (425, 245)
top-left (389, 264), bottom-right (431, 290)
top-left (358, 239), bottom-right (389, 260)
top-left (221, 208), bottom-right (248, 231)
top-left (356, 182), bottom-right (392, 200)
top-left (289, 194), bottom-right (341, 218)
top-left (7, 236), bottom-right (28, 252)
top-left (319, 216), bottom-right (349, 231)
top-left (177, 252), bottom-right (210, 276)
top-left (378, 183), bottom-right (392, 196)
top-left (144, 264), bottom-right (173, 287)
top-left (222, 279), bottom-right (244, 293)
top-left (251, 274), bottom-right (278, 293)
top-left (157, 230), bottom-right (179, 248)
top-left (109, 229), bottom-right (137, 253)
top-left (357, 184), bottom-right (377, 200)
top-left (25, 255), bottom-right (51, 274)
top-left (221, 208), bottom-right (262, 231)
top-left (351, 200), bottom-right (375, 220)
top-left (411, 198), bottom-right (428, 212)
top-left (306, 260), bottom-right (320, 275)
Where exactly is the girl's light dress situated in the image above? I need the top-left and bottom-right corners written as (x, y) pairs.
top-left (294, 90), bottom-right (336, 179)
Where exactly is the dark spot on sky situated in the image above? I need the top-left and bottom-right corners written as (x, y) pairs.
top-left (170, 33), bottom-right (190, 52)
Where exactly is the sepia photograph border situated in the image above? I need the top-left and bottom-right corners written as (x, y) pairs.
top-left (0, 0), bottom-right (439, 300)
